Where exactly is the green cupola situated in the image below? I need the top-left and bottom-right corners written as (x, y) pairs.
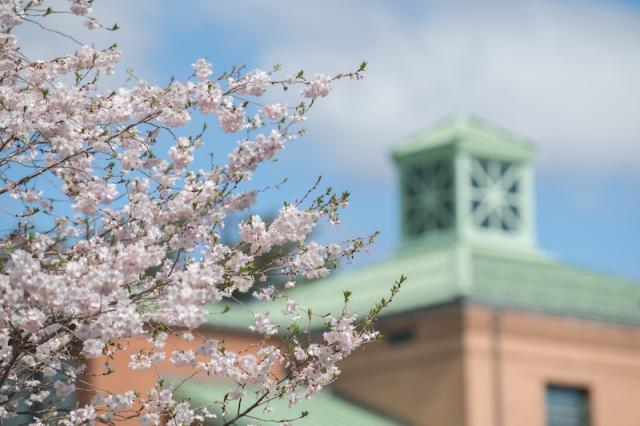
top-left (392, 115), bottom-right (536, 252)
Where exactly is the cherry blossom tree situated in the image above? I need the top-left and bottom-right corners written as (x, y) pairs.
top-left (0, 1), bottom-right (404, 425)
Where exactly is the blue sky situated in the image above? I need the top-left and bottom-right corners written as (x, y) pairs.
top-left (16, 0), bottom-right (640, 278)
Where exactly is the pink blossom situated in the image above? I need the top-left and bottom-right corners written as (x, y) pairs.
top-left (70, 0), bottom-right (92, 16)
top-left (54, 380), bottom-right (75, 398)
top-left (19, 308), bottom-right (46, 333)
top-left (0, 1), bottom-right (383, 423)
top-left (230, 69), bottom-right (270, 96)
top-left (82, 339), bottom-right (105, 359)
top-left (250, 312), bottom-right (278, 336)
top-left (218, 107), bottom-right (245, 133)
top-left (192, 58), bottom-right (213, 81)
top-left (262, 103), bottom-right (287, 121)
top-left (303, 73), bottom-right (333, 98)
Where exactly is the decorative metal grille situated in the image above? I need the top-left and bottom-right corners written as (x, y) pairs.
top-left (403, 160), bottom-right (454, 237)
top-left (470, 157), bottom-right (521, 232)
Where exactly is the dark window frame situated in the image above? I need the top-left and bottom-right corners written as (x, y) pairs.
top-left (545, 383), bottom-right (591, 426)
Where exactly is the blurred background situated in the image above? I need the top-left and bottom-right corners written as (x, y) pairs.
top-left (20, 0), bottom-right (640, 279)
top-left (16, 1), bottom-right (640, 425)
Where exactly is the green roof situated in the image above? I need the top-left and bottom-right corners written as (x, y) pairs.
top-left (173, 379), bottom-right (398, 426)
top-left (204, 243), bottom-right (640, 330)
top-left (392, 115), bottom-right (535, 162)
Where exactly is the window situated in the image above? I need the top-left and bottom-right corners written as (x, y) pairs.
top-left (402, 160), bottom-right (454, 237)
top-left (387, 328), bottom-right (415, 345)
top-left (546, 385), bottom-right (590, 426)
top-left (470, 157), bottom-right (521, 232)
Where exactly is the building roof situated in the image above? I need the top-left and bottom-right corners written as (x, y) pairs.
top-left (173, 379), bottom-right (399, 426)
top-left (392, 114), bottom-right (535, 163)
top-left (204, 242), bottom-right (640, 330)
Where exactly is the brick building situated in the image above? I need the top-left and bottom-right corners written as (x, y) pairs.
top-left (89, 117), bottom-right (640, 426)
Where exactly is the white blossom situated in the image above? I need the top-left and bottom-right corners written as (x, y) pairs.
top-left (262, 103), bottom-right (287, 121)
top-left (191, 58), bottom-right (213, 81)
top-left (250, 312), bottom-right (278, 336)
top-left (82, 339), bottom-right (105, 359)
top-left (54, 380), bottom-right (75, 398)
top-left (0, 1), bottom-right (384, 423)
top-left (302, 73), bottom-right (332, 98)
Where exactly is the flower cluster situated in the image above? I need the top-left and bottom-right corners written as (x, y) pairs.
top-left (0, 1), bottom-right (380, 425)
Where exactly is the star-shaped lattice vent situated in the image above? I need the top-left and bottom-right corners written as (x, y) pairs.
top-left (403, 160), bottom-right (454, 237)
top-left (470, 157), bottom-right (521, 232)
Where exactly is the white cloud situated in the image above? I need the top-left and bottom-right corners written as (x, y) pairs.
top-left (199, 0), bottom-right (640, 183)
